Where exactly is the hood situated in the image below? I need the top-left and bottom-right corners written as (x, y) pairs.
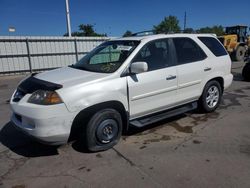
top-left (35, 67), bottom-right (110, 87)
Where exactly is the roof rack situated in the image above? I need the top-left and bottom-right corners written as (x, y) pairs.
top-left (130, 30), bottom-right (198, 37)
top-left (131, 30), bottom-right (156, 36)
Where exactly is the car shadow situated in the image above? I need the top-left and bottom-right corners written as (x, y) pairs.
top-left (71, 140), bottom-right (93, 153)
top-left (71, 114), bottom-right (187, 153)
top-left (0, 122), bottom-right (59, 157)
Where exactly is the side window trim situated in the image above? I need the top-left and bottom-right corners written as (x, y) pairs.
top-left (168, 38), bottom-right (178, 66)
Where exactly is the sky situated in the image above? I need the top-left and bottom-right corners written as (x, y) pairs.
top-left (0, 0), bottom-right (250, 37)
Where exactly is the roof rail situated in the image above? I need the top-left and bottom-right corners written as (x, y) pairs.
top-left (131, 30), bottom-right (156, 36)
top-left (129, 30), bottom-right (199, 37)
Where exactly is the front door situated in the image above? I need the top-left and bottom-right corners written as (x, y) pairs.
top-left (127, 39), bottom-right (177, 119)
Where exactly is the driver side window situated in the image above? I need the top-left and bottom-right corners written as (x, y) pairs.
top-left (132, 39), bottom-right (171, 71)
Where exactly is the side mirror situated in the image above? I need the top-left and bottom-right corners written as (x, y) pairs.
top-left (130, 62), bottom-right (148, 74)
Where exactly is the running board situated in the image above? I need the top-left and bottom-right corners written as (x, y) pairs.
top-left (130, 102), bottom-right (197, 128)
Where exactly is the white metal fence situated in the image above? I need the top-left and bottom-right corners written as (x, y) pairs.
top-left (0, 36), bottom-right (110, 74)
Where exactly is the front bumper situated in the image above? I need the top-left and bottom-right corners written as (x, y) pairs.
top-left (10, 93), bottom-right (76, 145)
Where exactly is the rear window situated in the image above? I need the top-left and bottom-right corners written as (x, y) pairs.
top-left (198, 37), bottom-right (228, 57)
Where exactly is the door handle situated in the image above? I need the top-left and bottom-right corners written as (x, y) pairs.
top-left (166, 75), bottom-right (177, 80)
top-left (204, 67), bottom-right (212, 72)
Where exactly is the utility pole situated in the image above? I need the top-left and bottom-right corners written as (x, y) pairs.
top-left (65, 0), bottom-right (72, 37)
top-left (184, 11), bottom-right (187, 31)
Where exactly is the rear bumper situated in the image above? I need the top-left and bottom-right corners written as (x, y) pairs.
top-left (224, 73), bottom-right (233, 90)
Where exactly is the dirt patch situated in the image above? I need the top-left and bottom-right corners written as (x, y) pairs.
top-left (0, 84), bottom-right (8, 89)
top-left (221, 90), bottom-right (249, 110)
top-left (143, 135), bottom-right (171, 144)
top-left (193, 140), bottom-right (202, 144)
top-left (12, 185), bottom-right (26, 188)
top-left (188, 111), bottom-right (220, 126)
top-left (168, 122), bottom-right (193, 133)
top-left (78, 166), bottom-right (86, 170)
top-left (96, 153), bottom-right (103, 158)
top-left (239, 145), bottom-right (250, 156)
top-left (139, 146), bottom-right (147, 150)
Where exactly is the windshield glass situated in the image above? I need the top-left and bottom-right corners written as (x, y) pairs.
top-left (72, 40), bottom-right (140, 73)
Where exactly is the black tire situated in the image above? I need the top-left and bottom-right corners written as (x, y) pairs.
top-left (242, 63), bottom-right (250, 81)
top-left (236, 46), bottom-right (246, 62)
top-left (84, 108), bottom-right (122, 152)
top-left (198, 80), bottom-right (222, 113)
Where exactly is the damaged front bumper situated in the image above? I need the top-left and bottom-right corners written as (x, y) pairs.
top-left (10, 93), bottom-right (76, 145)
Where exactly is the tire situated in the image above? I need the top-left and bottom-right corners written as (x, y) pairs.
top-left (236, 46), bottom-right (246, 62)
top-left (199, 81), bottom-right (222, 113)
top-left (84, 108), bottom-right (122, 152)
top-left (242, 63), bottom-right (250, 81)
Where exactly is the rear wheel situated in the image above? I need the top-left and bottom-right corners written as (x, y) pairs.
top-left (242, 63), bottom-right (250, 81)
top-left (84, 108), bottom-right (122, 152)
top-left (235, 46), bottom-right (246, 62)
top-left (199, 81), bottom-right (222, 113)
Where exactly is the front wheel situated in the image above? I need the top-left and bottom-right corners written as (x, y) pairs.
top-left (199, 81), bottom-right (222, 113)
top-left (84, 108), bottom-right (122, 152)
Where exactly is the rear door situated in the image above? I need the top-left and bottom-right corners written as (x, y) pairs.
top-left (127, 39), bottom-right (177, 119)
top-left (172, 37), bottom-right (209, 104)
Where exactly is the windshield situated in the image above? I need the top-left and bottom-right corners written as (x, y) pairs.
top-left (72, 40), bottom-right (140, 73)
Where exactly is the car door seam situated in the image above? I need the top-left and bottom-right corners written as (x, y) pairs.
top-left (131, 86), bottom-right (178, 101)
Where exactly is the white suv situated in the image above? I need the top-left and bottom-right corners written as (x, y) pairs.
top-left (10, 34), bottom-right (233, 151)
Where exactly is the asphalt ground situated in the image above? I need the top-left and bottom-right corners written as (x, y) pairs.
top-left (0, 62), bottom-right (250, 188)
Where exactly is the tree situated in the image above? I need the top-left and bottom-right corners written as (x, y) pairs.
top-left (64, 24), bottom-right (106, 37)
top-left (154, 15), bottom-right (181, 33)
top-left (184, 28), bottom-right (194, 33)
top-left (123, 30), bottom-right (133, 37)
top-left (198, 25), bottom-right (224, 36)
top-left (78, 24), bottom-right (95, 36)
top-left (212, 25), bottom-right (225, 36)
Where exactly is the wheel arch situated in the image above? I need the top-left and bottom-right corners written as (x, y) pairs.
top-left (203, 77), bottom-right (224, 94)
top-left (198, 77), bottom-right (224, 112)
top-left (68, 101), bottom-right (129, 142)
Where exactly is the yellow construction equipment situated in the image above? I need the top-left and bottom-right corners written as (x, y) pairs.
top-left (218, 25), bottom-right (250, 61)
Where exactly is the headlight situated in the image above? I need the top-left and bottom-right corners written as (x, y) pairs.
top-left (28, 90), bottom-right (63, 105)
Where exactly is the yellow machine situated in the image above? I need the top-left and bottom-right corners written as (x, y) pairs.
top-left (218, 25), bottom-right (250, 61)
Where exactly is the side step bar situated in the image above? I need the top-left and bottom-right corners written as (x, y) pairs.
top-left (130, 102), bottom-right (197, 128)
